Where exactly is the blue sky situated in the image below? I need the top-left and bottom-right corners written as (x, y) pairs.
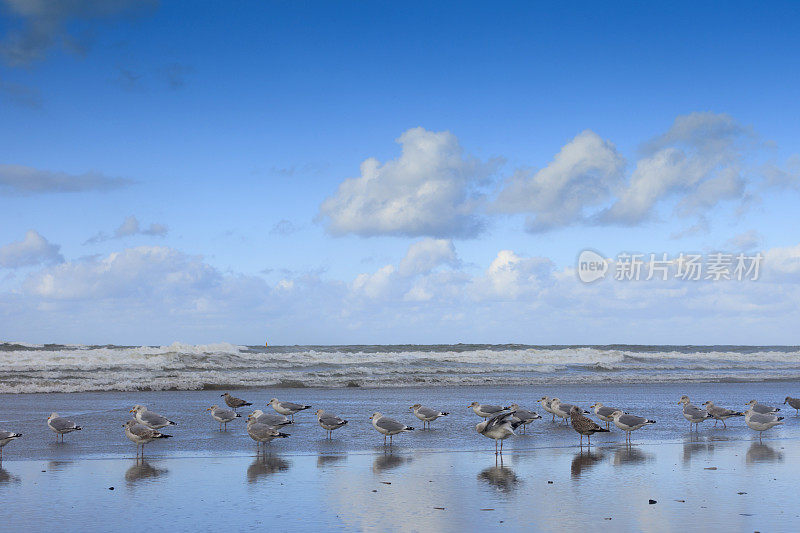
top-left (1, 1), bottom-right (800, 345)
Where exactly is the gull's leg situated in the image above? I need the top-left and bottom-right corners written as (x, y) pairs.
top-left (722, 419), bottom-right (727, 429)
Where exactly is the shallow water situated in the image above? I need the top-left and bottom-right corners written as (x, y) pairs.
top-left (1, 382), bottom-right (798, 460)
top-left (0, 440), bottom-right (797, 532)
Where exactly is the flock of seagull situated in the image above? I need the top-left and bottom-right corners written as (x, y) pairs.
top-left (2, 393), bottom-right (800, 459)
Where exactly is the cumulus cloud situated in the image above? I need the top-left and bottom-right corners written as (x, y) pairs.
top-left (4, 239), bottom-right (800, 344)
top-left (84, 215), bottom-right (168, 244)
top-left (0, 164), bottom-right (132, 195)
top-left (491, 130), bottom-right (625, 232)
top-left (600, 112), bottom-right (749, 225)
top-left (0, 229), bottom-right (63, 268)
top-left (26, 246), bottom-right (214, 299)
top-left (397, 239), bottom-right (457, 277)
top-left (0, 0), bottom-right (157, 66)
top-left (318, 127), bottom-right (500, 238)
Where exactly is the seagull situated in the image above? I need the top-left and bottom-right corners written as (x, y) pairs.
top-left (679, 395), bottom-right (712, 431)
top-left (744, 409), bottom-right (784, 441)
top-left (0, 430), bottom-right (22, 460)
top-left (269, 398), bottom-right (311, 421)
top-left (130, 405), bottom-right (177, 430)
top-left (745, 400), bottom-right (780, 414)
top-left (550, 398), bottom-right (588, 424)
top-left (250, 409), bottom-right (292, 427)
top-left (370, 413), bottom-right (414, 445)
top-left (409, 404), bottom-right (449, 429)
top-left (610, 410), bottom-right (655, 443)
top-left (702, 401), bottom-right (744, 428)
top-left (221, 392), bottom-right (252, 411)
top-left (246, 416), bottom-right (290, 451)
top-left (504, 404), bottom-right (541, 434)
top-left (206, 405), bottom-right (241, 430)
top-left (538, 396), bottom-right (556, 422)
top-left (589, 402), bottom-right (623, 429)
top-left (123, 420), bottom-right (172, 457)
top-left (569, 405), bottom-right (609, 446)
top-left (316, 409), bottom-right (348, 438)
top-left (784, 396), bottom-right (800, 415)
top-left (476, 411), bottom-right (520, 454)
top-left (47, 413), bottom-right (81, 441)
top-left (468, 401), bottom-right (506, 418)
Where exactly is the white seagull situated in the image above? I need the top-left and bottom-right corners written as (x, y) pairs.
top-left (0, 430), bottom-right (22, 460)
top-left (410, 404), bottom-right (449, 429)
top-left (250, 409), bottom-right (292, 427)
top-left (745, 400), bottom-right (780, 415)
top-left (269, 398), bottom-right (311, 421)
top-left (206, 405), bottom-right (241, 430)
top-left (130, 405), bottom-right (177, 430)
top-left (47, 413), bottom-right (82, 441)
top-left (316, 409), bottom-right (348, 438)
top-left (476, 411), bottom-right (521, 454)
top-left (679, 395), bottom-right (712, 431)
top-left (123, 420), bottom-right (172, 457)
top-left (610, 410), bottom-right (656, 443)
top-left (370, 413), bottom-right (414, 445)
top-left (504, 404), bottom-right (541, 434)
top-left (744, 409), bottom-right (784, 440)
top-left (468, 401), bottom-right (506, 418)
top-left (590, 402), bottom-right (623, 429)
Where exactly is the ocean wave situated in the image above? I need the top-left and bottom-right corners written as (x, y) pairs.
top-left (1, 342), bottom-right (799, 393)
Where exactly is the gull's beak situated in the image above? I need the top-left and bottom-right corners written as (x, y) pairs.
top-left (129, 408), bottom-right (134, 413)
top-left (205, 408), bottom-right (211, 411)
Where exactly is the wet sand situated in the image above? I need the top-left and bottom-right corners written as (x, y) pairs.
top-left (1, 382), bottom-right (799, 530)
top-left (0, 440), bottom-right (797, 531)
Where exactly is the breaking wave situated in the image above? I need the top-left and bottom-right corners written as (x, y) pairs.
top-left (1, 342), bottom-right (799, 393)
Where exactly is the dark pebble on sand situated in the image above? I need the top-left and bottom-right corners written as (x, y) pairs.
top-left (738, 492), bottom-right (747, 495)
top-left (547, 480), bottom-right (553, 484)
top-left (649, 500), bottom-right (657, 504)
top-left (108, 487), bottom-right (114, 490)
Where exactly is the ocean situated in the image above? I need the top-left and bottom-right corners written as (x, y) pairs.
top-left (2, 342), bottom-right (800, 393)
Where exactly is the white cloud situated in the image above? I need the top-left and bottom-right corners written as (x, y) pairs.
top-left (4, 240), bottom-right (800, 344)
top-left (84, 215), bottom-right (168, 244)
top-left (26, 246), bottom-right (217, 299)
top-left (492, 130), bottom-right (625, 231)
top-left (397, 238), bottom-right (457, 277)
top-left (601, 112), bottom-right (748, 225)
top-left (0, 164), bottom-right (132, 195)
top-left (0, 229), bottom-right (63, 268)
top-left (473, 250), bottom-right (554, 300)
top-left (318, 127), bottom-right (500, 238)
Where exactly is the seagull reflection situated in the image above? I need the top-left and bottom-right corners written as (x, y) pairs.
top-left (613, 445), bottom-right (652, 466)
top-left (372, 452), bottom-right (409, 474)
top-left (571, 449), bottom-right (604, 479)
top-left (247, 455), bottom-right (290, 483)
top-left (317, 454), bottom-right (345, 468)
top-left (0, 466), bottom-right (20, 484)
top-left (682, 437), bottom-right (714, 464)
top-left (478, 464), bottom-right (520, 494)
top-left (125, 459), bottom-right (168, 483)
top-left (746, 442), bottom-right (784, 464)
top-left (46, 460), bottom-right (74, 473)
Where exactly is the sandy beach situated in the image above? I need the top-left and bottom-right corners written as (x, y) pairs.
top-left (1, 382), bottom-right (799, 531)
